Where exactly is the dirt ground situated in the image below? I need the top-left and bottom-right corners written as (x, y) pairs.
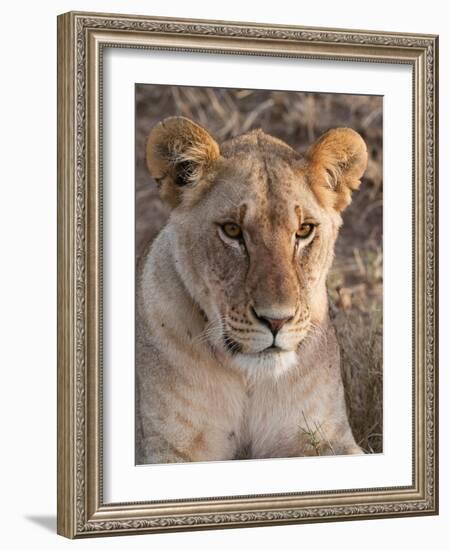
top-left (135, 85), bottom-right (383, 454)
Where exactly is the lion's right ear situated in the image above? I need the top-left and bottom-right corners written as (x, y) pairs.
top-left (306, 128), bottom-right (368, 212)
top-left (146, 116), bottom-right (220, 208)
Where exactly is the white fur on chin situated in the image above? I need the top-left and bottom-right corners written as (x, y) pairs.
top-left (228, 349), bottom-right (298, 381)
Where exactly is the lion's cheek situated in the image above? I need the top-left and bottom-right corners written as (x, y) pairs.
top-left (204, 244), bottom-right (247, 300)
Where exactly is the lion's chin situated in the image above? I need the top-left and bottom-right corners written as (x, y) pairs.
top-left (227, 349), bottom-right (298, 380)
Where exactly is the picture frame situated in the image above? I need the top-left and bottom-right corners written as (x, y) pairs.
top-left (57, 10), bottom-right (439, 538)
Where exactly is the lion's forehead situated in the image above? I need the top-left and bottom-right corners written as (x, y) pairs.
top-left (211, 153), bottom-right (321, 231)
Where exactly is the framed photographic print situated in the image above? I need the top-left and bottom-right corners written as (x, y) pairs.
top-left (57, 11), bottom-right (439, 538)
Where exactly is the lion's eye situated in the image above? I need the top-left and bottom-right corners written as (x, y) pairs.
top-left (296, 223), bottom-right (315, 240)
top-left (222, 222), bottom-right (242, 239)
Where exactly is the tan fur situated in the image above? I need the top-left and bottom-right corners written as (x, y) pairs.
top-left (136, 117), bottom-right (367, 464)
top-left (306, 127), bottom-right (368, 211)
top-left (146, 116), bottom-right (220, 208)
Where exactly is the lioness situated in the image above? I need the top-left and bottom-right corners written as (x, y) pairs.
top-left (136, 116), bottom-right (368, 463)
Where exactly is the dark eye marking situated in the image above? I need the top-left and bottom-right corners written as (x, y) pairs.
top-left (221, 222), bottom-right (242, 240)
top-left (296, 223), bottom-right (316, 240)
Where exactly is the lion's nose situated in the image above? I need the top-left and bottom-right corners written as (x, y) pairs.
top-left (252, 308), bottom-right (293, 336)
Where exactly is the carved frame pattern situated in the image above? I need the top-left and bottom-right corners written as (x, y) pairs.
top-left (57, 11), bottom-right (438, 538)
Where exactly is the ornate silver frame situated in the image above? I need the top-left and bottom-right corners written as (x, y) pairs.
top-left (57, 11), bottom-right (439, 538)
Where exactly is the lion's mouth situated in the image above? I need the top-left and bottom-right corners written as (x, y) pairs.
top-left (262, 344), bottom-right (282, 353)
top-left (223, 333), bottom-right (286, 356)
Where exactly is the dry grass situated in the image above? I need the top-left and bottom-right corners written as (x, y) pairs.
top-left (136, 84), bottom-right (383, 454)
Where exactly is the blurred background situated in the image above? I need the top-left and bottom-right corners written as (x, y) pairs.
top-left (135, 85), bottom-right (383, 454)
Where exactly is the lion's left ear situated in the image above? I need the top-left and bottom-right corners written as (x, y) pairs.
top-left (306, 128), bottom-right (368, 212)
top-left (146, 116), bottom-right (220, 209)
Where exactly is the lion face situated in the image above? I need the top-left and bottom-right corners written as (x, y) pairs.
top-left (146, 117), bottom-right (367, 375)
